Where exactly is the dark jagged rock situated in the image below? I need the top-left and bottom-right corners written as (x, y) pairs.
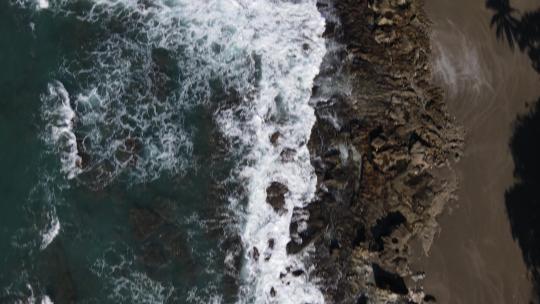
top-left (287, 206), bottom-right (325, 254)
top-left (357, 294), bottom-right (369, 304)
top-left (329, 238), bottom-right (341, 255)
top-left (286, 240), bottom-right (304, 255)
top-left (268, 238), bottom-right (275, 249)
top-left (296, 0), bottom-right (464, 302)
top-left (266, 182), bottom-right (288, 213)
top-left (372, 263), bottom-right (408, 295)
top-left (370, 211), bottom-right (407, 251)
top-left (280, 148), bottom-right (297, 162)
top-left (270, 132), bottom-right (281, 145)
top-left (352, 225), bottom-right (366, 247)
top-left (423, 294), bottom-right (437, 302)
top-left (252, 246), bottom-right (260, 261)
top-left (76, 137), bottom-right (90, 169)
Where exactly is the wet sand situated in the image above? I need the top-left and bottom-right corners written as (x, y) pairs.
top-left (414, 0), bottom-right (540, 303)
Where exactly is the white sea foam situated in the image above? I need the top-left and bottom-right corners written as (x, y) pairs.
top-left (10, 0), bottom-right (50, 10)
top-left (36, 0), bottom-right (49, 9)
top-left (40, 210), bottom-right (60, 250)
top-left (41, 81), bottom-right (82, 180)
top-left (37, 0), bottom-right (326, 301)
top-left (40, 0), bottom-right (260, 186)
top-left (15, 284), bottom-right (54, 304)
top-left (187, 287), bottom-right (223, 304)
top-left (211, 1), bottom-right (327, 303)
top-left (91, 246), bottom-right (174, 304)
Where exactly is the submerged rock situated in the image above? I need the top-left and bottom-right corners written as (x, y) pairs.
top-left (38, 241), bottom-right (77, 304)
top-left (128, 205), bottom-right (192, 278)
top-left (129, 208), bottom-right (163, 241)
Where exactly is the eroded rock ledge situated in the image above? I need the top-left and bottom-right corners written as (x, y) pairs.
top-left (290, 0), bottom-right (464, 302)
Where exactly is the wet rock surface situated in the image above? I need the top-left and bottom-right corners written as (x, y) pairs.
top-left (297, 0), bottom-right (464, 302)
top-left (266, 182), bottom-right (288, 213)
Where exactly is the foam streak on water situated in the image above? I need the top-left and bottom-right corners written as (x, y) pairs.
top-left (39, 210), bottom-right (60, 250)
top-left (91, 246), bottom-right (174, 303)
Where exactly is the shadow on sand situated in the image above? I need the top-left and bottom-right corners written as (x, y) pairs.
top-left (486, 0), bottom-right (540, 71)
top-left (506, 97), bottom-right (540, 303)
top-left (488, 1), bottom-right (540, 302)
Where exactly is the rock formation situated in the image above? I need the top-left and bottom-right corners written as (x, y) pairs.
top-left (291, 0), bottom-right (464, 302)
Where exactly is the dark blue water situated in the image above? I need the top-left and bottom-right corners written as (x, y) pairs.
top-left (0, 1), bottom-right (327, 303)
top-left (0, 2), bottom-right (238, 303)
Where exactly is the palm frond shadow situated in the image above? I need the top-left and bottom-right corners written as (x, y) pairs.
top-left (486, 0), bottom-right (540, 71)
top-left (506, 98), bottom-right (540, 304)
top-left (487, 2), bottom-right (540, 302)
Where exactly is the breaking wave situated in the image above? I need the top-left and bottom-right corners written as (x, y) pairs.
top-left (35, 0), bottom-right (326, 302)
top-left (214, 1), bottom-right (326, 302)
top-left (39, 209), bottom-right (60, 250)
top-left (41, 81), bottom-right (82, 180)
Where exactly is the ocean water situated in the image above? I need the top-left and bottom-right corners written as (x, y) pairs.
top-left (0, 0), bottom-right (326, 303)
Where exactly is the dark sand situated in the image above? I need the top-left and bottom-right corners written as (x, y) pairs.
top-left (414, 0), bottom-right (540, 303)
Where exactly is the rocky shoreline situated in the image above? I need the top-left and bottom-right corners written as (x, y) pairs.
top-left (288, 0), bottom-right (464, 302)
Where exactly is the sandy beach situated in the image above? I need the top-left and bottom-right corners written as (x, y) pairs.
top-left (415, 0), bottom-right (540, 303)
